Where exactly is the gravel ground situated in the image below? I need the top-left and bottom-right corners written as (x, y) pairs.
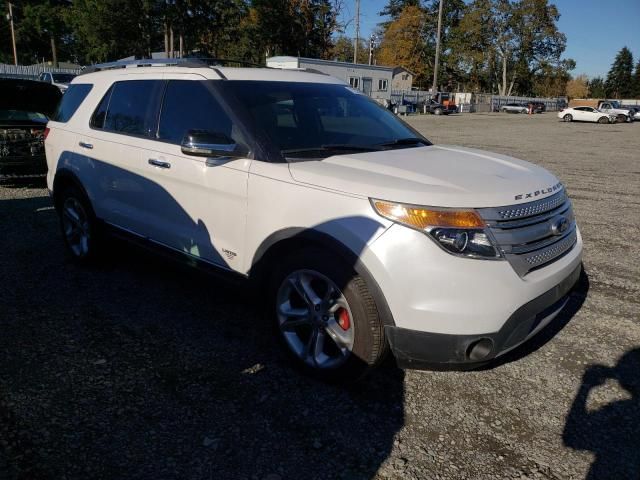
top-left (1, 112), bottom-right (639, 480)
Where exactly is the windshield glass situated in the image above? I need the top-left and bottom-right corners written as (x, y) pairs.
top-left (223, 81), bottom-right (430, 159)
top-left (0, 110), bottom-right (48, 122)
top-left (52, 73), bottom-right (76, 83)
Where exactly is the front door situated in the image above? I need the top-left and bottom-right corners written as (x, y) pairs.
top-left (362, 77), bottom-right (372, 96)
top-left (136, 79), bottom-right (250, 271)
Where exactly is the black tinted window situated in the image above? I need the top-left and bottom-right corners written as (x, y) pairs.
top-left (103, 80), bottom-right (163, 136)
top-left (223, 81), bottom-right (423, 157)
top-left (158, 80), bottom-right (234, 144)
top-left (52, 84), bottom-right (92, 123)
top-left (91, 86), bottom-right (112, 129)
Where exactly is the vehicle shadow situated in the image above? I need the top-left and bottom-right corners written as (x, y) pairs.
top-left (562, 347), bottom-right (640, 479)
top-left (0, 175), bottom-right (405, 480)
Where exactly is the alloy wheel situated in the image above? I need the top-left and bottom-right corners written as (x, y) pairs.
top-left (276, 269), bottom-right (355, 369)
top-left (61, 197), bottom-right (91, 258)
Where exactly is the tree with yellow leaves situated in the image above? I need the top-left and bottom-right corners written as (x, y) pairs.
top-left (376, 6), bottom-right (430, 86)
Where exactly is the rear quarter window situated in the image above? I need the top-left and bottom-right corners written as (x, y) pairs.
top-left (101, 80), bottom-right (164, 137)
top-left (52, 84), bottom-right (93, 122)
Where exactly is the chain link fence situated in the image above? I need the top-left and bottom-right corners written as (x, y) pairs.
top-left (0, 63), bottom-right (82, 81)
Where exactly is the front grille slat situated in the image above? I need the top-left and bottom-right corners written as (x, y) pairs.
top-left (478, 190), bottom-right (577, 276)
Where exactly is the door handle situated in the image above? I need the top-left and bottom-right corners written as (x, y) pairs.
top-left (78, 141), bottom-right (93, 149)
top-left (148, 158), bottom-right (171, 169)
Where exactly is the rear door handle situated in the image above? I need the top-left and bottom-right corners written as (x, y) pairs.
top-left (148, 158), bottom-right (171, 169)
top-left (78, 141), bottom-right (93, 149)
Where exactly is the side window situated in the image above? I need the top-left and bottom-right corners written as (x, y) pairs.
top-left (348, 77), bottom-right (359, 89)
top-left (52, 84), bottom-right (93, 122)
top-left (378, 79), bottom-right (388, 91)
top-left (102, 80), bottom-right (164, 136)
top-left (158, 80), bottom-right (237, 144)
top-left (90, 86), bottom-right (113, 129)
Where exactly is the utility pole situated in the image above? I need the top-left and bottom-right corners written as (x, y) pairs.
top-left (353, 0), bottom-right (360, 64)
top-left (432, 0), bottom-right (444, 94)
top-left (368, 34), bottom-right (375, 66)
top-left (7, 2), bottom-right (17, 65)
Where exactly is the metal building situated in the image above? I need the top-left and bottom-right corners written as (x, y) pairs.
top-left (266, 56), bottom-right (396, 101)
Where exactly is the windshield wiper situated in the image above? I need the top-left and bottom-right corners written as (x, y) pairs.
top-left (282, 144), bottom-right (383, 156)
top-left (377, 137), bottom-right (429, 148)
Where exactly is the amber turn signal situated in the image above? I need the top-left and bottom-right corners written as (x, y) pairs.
top-left (372, 200), bottom-right (485, 230)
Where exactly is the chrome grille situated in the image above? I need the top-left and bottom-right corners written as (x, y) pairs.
top-left (497, 193), bottom-right (566, 219)
top-left (478, 190), bottom-right (578, 276)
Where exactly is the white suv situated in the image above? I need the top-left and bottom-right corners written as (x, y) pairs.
top-left (45, 59), bottom-right (583, 381)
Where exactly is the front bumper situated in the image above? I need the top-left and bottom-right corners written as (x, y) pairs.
top-left (386, 262), bottom-right (581, 369)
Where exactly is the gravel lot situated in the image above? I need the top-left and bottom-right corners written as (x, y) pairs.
top-left (1, 112), bottom-right (639, 480)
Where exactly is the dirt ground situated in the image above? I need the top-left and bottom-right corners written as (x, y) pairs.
top-left (1, 112), bottom-right (638, 479)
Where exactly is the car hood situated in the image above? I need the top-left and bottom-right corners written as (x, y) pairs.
top-left (0, 79), bottom-right (62, 117)
top-left (288, 145), bottom-right (561, 208)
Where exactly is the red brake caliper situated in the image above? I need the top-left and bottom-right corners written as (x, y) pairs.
top-left (336, 307), bottom-right (350, 331)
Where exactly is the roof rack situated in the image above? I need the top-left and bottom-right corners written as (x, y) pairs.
top-left (81, 57), bottom-right (267, 74)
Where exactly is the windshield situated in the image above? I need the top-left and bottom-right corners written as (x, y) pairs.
top-left (0, 110), bottom-right (48, 122)
top-left (223, 81), bottom-right (430, 159)
top-left (52, 73), bottom-right (76, 83)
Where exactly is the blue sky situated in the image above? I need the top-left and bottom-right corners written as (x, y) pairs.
top-left (338, 0), bottom-right (640, 79)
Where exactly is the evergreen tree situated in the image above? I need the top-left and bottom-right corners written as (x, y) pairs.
top-left (605, 46), bottom-right (634, 98)
top-left (634, 60), bottom-right (640, 98)
top-left (588, 77), bottom-right (606, 98)
top-left (379, 0), bottom-right (420, 20)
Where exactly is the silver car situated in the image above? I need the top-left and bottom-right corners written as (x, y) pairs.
top-left (501, 103), bottom-right (528, 114)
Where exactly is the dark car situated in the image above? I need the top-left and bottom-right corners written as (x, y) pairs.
top-left (530, 101), bottom-right (546, 113)
top-left (0, 78), bottom-right (61, 177)
top-left (424, 99), bottom-right (457, 115)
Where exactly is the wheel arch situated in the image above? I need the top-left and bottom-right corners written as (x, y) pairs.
top-left (52, 168), bottom-right (91, 211)
top-left (250, 228), bottom-right (396, 328)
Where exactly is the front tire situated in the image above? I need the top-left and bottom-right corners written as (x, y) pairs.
top-left (56, 184), bottom-right (102, 263)
top-left (270, 248), bottom-right (388, 382)
top-left (563, 114), bottom-right (573, 122)
top-left (597, 116), bottom-right (609, 124)
top-left (616, 114), bottom-right (627, 123)
top-left (434, 108), bottom-right (443, 115)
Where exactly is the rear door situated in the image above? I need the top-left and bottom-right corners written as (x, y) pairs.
top-left (75, 79), bottom-right (164, 233)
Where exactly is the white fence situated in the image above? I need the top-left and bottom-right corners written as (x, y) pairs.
top-left (0, 63), bottom-right (82, 80)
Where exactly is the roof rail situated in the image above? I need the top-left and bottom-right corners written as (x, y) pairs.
top-left (81, 57), bottom-right (267, 74)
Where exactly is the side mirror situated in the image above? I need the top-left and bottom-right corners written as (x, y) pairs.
top-left (181, 130), bottom-right (247, 158)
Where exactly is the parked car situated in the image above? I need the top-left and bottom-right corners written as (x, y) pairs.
top-left (0, 78), bottom-right (61, 177)
top-left (530, 101), bottom-right (546, 113)
top-left (626, 106), bottom-right (640, 121)
top-left (558, 106), bottom-right (616, 124)
top-left (424, 99), bottom-right (457, 115)
top-left (500, 103), bottom-right (528, 114)
top-left (38, 72), bottom-right (77, 93)
top-left (568, 99), bottom-right (634, 123)
top-left (45, 60), bottom-right (583, 382)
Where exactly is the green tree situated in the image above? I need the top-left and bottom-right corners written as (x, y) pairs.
top-left (632, 60), bottom-right (640, 98)
top-left (605, 46), bottom-right (634, 98)
top-left (330, 35), bottom-right (368, 63)
top-left (251, 0), bottom-right (337, 59)
top-left (379, 0), bottom-right (420, 20)
top-left (588, 77), bottom-right (606, 98)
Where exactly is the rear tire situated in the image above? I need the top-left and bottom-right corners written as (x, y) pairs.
top-left (269, 248), bottom-right (388, 383)
top-left (616, 114), bottom-right (627, 123)
top-left (56, 184), bottom-right (103, 264)
top-left (597, 116), bottom-right (609, 124)
top-left (563, 114), bottom-right (573, 122)
top-left (434, 108), bottom-right (443, 115)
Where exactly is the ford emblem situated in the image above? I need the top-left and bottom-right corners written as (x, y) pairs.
top-left (551, 216), bottom-right (569, 236)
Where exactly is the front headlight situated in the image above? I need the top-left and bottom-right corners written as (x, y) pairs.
top-left (371, 199), bottom-right (502, 259)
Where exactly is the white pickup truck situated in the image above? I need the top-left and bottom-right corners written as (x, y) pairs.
top-left (595, 100), bottom-right (635, 123)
